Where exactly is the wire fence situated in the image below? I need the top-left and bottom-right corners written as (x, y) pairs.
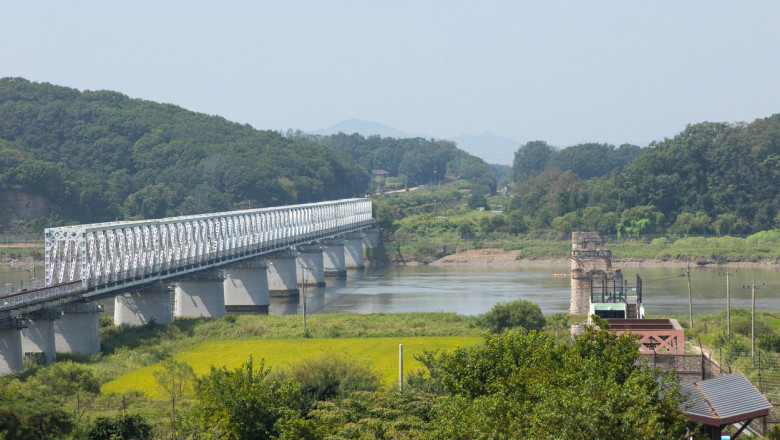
top-left (639, 352), bottom-right (725, 382)
top-left (0, 234), bottom-right (44, 246)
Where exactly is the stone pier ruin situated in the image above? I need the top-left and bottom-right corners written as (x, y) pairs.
top-left (569, 232), bottom-right (624, 315)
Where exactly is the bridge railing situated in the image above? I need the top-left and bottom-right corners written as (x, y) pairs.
top-left (45, 198), bottom-right (373, 293)
top-left (0, 281), bottom-right (84, 311)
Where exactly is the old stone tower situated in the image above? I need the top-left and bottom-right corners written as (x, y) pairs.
top-left (569, 232), bottom-right (623, 315)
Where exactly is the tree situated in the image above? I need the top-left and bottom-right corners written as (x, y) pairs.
top-left (0, 376), bottom-right (74, 440)
top-left (617, 205), bottom-right (665, 237)
top-left (475, 299), bottom-right (546, 333)
top-left (184, 357), bottom-right (301, 440)
top-left (670, 211), bottom-right (712, 236)
top-left (154, 359), bottom-right (195, 400)
top-left (423, 322), bottom-right (688, 439)
top-left (512, 140), bottom-right (554, 182)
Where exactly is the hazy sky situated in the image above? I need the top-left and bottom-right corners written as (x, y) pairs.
top-left (3, 1), bottom-right (779, 148)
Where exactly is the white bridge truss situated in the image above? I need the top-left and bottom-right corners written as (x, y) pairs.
top-left (44, 198), bottom-right (373, 296)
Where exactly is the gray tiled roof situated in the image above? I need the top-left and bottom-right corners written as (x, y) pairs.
top-left (681, 373), bottom-right (772, 426)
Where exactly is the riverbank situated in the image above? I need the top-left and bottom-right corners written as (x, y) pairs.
top-left (429, 248), bottom-right (780, 269)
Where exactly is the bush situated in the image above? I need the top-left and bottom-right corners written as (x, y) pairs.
top-left (87, 413), bottom-right (152, 440)
top-left (27, 361), bottom-right (101, 395)
top-left (759, 332), bottom-right (780, 352)
top-left (285, 354), bottom-right (381, 409)
top-left (475, 299), bottom-right (546, 333)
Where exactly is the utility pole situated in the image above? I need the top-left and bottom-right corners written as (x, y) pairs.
top-left (751, 275), bottom-right (756, 359)
top-left (726, 268), bottom-right (731, 342)
top-left (300, 261), bottom-right (307, 333)
top-left (686, 260), bottom-right (693, 329)
top-left (399, 344), bottom-right (404, 392)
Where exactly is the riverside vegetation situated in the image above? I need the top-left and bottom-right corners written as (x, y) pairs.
top-left (368, 186), bottom-right (780, 264)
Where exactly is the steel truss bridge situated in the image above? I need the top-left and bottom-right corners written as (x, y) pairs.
top-left (1, 198), bottom-right (373, 319)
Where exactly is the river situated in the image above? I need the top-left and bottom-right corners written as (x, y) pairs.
top-left (3, 262), bottom-right (778, 317)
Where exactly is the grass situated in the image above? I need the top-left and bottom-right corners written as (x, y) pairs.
top-left (102, 336), bottom-right (481, 397)
top-left (91, 312), bottom-right (483, 388)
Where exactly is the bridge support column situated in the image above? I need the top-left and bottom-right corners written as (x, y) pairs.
top-left (321, 238), bottom-right (346, 278)
top-left (296, 244), bottom-right (326, 287)
top-left (363, 226), bottom-right (380, 249)
top-left (224, 260), bottom-right (269, 314)
top-left (266, 249), bottom-right (300, 297)
top-left (114, 282), bottom-right (172, 326)
top-left (55, 303), bottom-right (101, 355)
top-left (342, 232), bottom-right (365, 269)
top-left (21, 309), bottom-right (59, 365)
top-left (0, 319), bottom-right (26, 373)
top-left (174, 270), bottom-right (226, 318)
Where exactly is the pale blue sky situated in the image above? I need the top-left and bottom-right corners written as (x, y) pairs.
top-left (2, 1), bottom-right (779, 148)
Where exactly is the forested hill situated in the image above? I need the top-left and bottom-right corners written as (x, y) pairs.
top-left (292, 131), bottom-right (498, 194)
top-left (509, 115), bottom-right (780, 236)
top-left (0, 78), bottom-right (371, 232)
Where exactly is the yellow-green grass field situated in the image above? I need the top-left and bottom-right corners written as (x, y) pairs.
top-left (102, 336), bottom-right (481, 397)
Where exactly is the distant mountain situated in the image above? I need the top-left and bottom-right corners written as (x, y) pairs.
top-left (451, 132), bottom-right (520, 165)
top-left (312, 118), bottom-right (414, 139)
top-left (313, 119), bottom-right (521, 165)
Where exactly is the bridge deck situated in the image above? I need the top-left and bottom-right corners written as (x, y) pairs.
top-left (1, 198), bottom-right (373, 318)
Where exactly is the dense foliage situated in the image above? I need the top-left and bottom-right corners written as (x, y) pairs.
top-left (510, 117), bottom-right (780, 236)
top-left (0, 78), bottom-right (369, 231)
top-left (416, 323), bottom-right (688, 439)
top-left (474, 298), bottom-right (546, 333)
top-left (6, 310), bottom-right (780, 438)
top-left (512, 140), bottom-right (644, 182)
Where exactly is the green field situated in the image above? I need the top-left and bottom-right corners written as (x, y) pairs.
top-left (102, 336), bottom-right (481, 397)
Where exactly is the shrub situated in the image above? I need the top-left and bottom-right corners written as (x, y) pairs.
top-left (28, 361), bottom-right (101, 395)
top-left (475, 299), bottom-right (546, 333)
top-left (758, 332), bottom-right (780, 353)
top-left (286, 354), bottom-right (381, 409)
top-left (87, 413), bottom-right (151, 440)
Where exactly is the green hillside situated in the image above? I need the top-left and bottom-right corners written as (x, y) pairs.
top-left (509, 117), bottom-right (780, 236)
top-left (0, 78), bottom-right (370, 231)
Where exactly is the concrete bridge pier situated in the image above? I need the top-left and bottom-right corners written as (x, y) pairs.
top-left (296, 244), bottom-right (326, 287)
top-left (223, 260), bottom-right (270, 314)
top-left (0, 318), bottom-right (26, 373)
top-left (114, 281), bottom-right (172, 326)
top-left (342, 232), bottom-right (365, 269)
top-left (363, 226), bottom-right (380, 249)
top-left (21, 308), bottom-right (60, 365)
top-left (266, 249), bottom-right (300, 297)
top-left (321, 238), bottom-right (346, 278)
top-left (174, 270), bottom-right (226, 318)
top-left (54, 303), bottom-right (102, 355)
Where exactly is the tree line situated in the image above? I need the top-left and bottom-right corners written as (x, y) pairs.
top-left (508, 116), bottom-right (780, 237)
top-left (0, 78), bottom-right (496, 233)
top-left (288, 130), bottom-right (497, 195)
top-left (0, 310), bottom-right (692, 439)
top-left (0, 78), bottom-right (370, 231)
